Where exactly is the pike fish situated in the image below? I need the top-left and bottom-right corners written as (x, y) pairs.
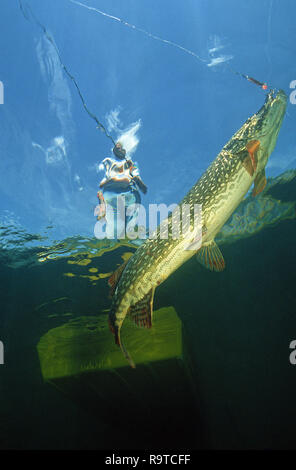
top-left (108, 89), bottom-right (287, 368)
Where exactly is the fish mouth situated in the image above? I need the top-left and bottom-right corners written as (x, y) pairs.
top-left (240, 89), bottom-right (287, 163)
top-left (255, 89), bottom-right (287, 141)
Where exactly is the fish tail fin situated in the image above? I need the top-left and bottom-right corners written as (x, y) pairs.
top-left (116, 328), bottom-right (136, 369)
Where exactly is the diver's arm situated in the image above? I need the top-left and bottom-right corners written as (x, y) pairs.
top-left (99, 178), bottom-right (107, 188)
top-left (98, 158), bottom-right (111, 187)
top-left (128, 161), bottom-right (147, 194)
top-left (133, 175), bottom-right (148, 194)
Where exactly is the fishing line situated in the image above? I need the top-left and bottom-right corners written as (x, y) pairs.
top-left (265, 0), bottom-right (273, 82)
top-left (69, 0), bottom-right (208, 65)
top-left (69, 0), bottom-right (270, 92)
top-left (226, 65), bottom-right (268, 90)
top-left (19, 0), bottom-right (116, 146)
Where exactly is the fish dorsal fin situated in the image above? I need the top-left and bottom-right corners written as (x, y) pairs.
top-left (127, 288), bottom-right (155, 329)
top-left (252, 169), bottom-right (267, 196)
top-left (196, 240), bottom-right (225, 272)
top-left (108, 260), bottom-right (128, 297)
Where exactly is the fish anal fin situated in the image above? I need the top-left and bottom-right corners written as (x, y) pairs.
top-left (127, 288), bottom-right (155, 329)
top-left (108, 260), bottom-right (129, 297)
top-left (252, 169), bottom-right (267, 196)
top-left (196, 240), bottom-right (225, 272)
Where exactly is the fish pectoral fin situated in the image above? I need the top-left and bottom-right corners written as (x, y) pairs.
top-left (108, 260), bottom-right (129, 297)
top-left (196, 240), bottom-right (225, 272)
top-left (242, 154), bottom-right (255, 176)
top-left (239, 139), bottom-right (260, 177)
top-left (252, 169), bottom-right (267, 196)
top-left (127, 288), bottom-right (155, 329)
top-left (246, 140), bottom-right (260, 172)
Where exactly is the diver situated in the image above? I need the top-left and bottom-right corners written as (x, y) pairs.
top-left (95, 141), bottom-right (147, 240)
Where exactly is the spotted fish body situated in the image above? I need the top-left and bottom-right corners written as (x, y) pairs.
top-left (109, 89), bottom-right (287, 367)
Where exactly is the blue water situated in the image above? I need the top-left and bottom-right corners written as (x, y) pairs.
top-left (1, 0), bottom-right (295, 239)
top-left (0, 0), bottom-right (296, 450)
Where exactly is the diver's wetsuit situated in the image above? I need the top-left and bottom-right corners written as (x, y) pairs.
top-left (96, 157), bottom-right (142, 240)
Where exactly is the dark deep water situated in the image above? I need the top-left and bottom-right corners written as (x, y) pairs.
top-left (0, 172), bottom-right (296, 450)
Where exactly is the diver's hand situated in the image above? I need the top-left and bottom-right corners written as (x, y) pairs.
top-left (140, 183), bottom-right (148, 194)
top-left (133, 176), bottom-right (147, 194)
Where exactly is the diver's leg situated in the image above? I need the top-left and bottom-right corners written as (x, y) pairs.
top-left (125, 190), bottom-right (146, 240)
top-left (94, 218), bottom-right (107, 239)
top-left (94, 191), bottom-right (107, 238)
top-left (95, 190), bottom-right (106, 219)
top-left (104, 191), bottom-right (117, 240)
top-left (116, 194), bottom-right (127, 239)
